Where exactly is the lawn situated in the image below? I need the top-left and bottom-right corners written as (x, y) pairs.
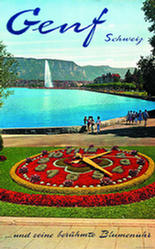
top-left (115, 91), bottom-right (148, 97)
top-left (0, 146), bottom-right (154, 218)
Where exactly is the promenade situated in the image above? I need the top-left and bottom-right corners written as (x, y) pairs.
top-left (2, 118), bottom-right (155, 147)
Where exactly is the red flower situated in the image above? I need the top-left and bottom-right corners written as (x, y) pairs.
top-left (0, 182), bottom-right (154, 207)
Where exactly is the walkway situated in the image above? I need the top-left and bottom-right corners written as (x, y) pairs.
top-left (2, 119), bottom-right (155, 147)
top-left (0, 217), bottom-right (154, 249)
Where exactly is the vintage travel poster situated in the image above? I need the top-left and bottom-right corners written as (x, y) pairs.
top-left (0, 0), bottom-right (154, 249)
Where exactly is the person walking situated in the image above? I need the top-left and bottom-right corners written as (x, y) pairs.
top-left (96, 116), bottom-right (101, 134)
top-left (138, 110), bottom-right (143, 124)
top-left (82, 116), bottom-right (88, 132)
top-left (129, 111), bottom-right (133, 124)
top-left (143, 109), bottom-right (149, 127)
top-left (84, 116), bottom-right (87, 125)
top-left (91, 117), bottom-right (95, 133)
top-left (132, 111), bottom-right (136, 124)
top-left (135, 112), bottom-right (138, 124)
top-left (87, 117), bottom-right (91, 132)
top-left (126, 111), bottom-right (130, 124)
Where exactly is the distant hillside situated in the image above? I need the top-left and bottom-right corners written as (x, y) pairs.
top-left (15, 57), bottom-right (134, 81)
top-left (82, 65), bottom-right (134, 80)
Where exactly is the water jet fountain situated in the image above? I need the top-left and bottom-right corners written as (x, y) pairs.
top-left (44, 60), bottom-right (53, 88)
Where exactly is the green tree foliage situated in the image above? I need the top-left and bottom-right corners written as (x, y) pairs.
top-left (94, 73), bottom-right (121, 84)
top-left (112, 74), bottom-right (120, 82)
top-left (85, 82), bottom-right (136, 91)
top-left (0, 41), bottom-right (17, 106)
top-left (125, 69), bottom-right (133, 83)
top-left (131, 68), bottom-right (144, 90)
top-left (0, 135), bottom-right (3, 151)
top-left (137, 55), bottom-right (155, 95)
top-left (142, 0), bottom-right (155, 55)
top-left (136, 0), bottom-right (155, 96)
top-left (136, 70), bottom-right (144, 90)
top-left (149, 36), bottom-right (155, 54)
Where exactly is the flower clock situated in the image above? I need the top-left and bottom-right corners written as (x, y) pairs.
top-left (10, 146), bottom-right (154, 195)
top-left (0, 146), bottom-right (154, 207)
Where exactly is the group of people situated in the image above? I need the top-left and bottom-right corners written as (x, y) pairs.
top-left (126, 109), bottom-right (149, 126)
top-left (83, 109), bottom-right (149, 134)
top-left (84, 116), bottom-right (101, 133)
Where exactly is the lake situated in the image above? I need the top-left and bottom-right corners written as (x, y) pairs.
top-left (0, 88), bottom-right (154, 128)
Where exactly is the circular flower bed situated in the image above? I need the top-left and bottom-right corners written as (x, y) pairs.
top-left (9, 146), bottom-right (154, 195)
top-left (0, 146), bottom-right (154, 207)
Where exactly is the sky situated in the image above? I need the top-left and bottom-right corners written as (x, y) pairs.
top-left (0, 0), bottom-right (152, 68)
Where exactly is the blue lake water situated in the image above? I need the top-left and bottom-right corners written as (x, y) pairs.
top-left (0, 88), bottom-right (154, 128)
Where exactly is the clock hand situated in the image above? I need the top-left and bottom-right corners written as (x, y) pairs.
top-left (82, 157), bottom-right (112, 177)
top-left (70, 153), bottom-right (112, 176)
top-left (87, 150), bottom-right (111, 159)
top-left (72, 151), bottom-right (111, 163)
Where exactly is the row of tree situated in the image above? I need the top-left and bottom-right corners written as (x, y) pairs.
top-left (136, 0), bottom-right (155, 95)
top-left (124, 57), bottom-right (154, 95)
top-left (86, 82), bottom-right (136, 91)
top-left (124, 69), bottom-right (143, 90)
top-left (94, 73), bottom-right (121, 84)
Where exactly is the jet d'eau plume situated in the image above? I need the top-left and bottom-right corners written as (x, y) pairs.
top-left (6, 7), bottom-right (143, 47)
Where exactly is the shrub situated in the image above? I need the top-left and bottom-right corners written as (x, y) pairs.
top-left (0, 135), bottom-right (3, 151)
top-left (30, 174), bottom-right (41, 183)
top-left (63, 179), bottom-right (73, 187)
top-left (19, 166), bottom-right (28, 174)
top-left (100, 177), bottom-right (113, 186)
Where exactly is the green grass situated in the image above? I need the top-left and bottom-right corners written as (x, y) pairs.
top-left (0, 146), bottom-right (154, 218)
top-left (116, 91), bottom-right (148, 97)
top-left (0, 197), bottom-right (154, 219)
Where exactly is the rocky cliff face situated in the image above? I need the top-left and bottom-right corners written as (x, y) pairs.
top-left (15, 57), bottom-right (134, 81)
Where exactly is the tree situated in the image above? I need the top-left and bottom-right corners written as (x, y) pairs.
top-left (0, 41), bottom-right (17, 106)
top-left (136, 1), bottom-right (155, 96)
top-left (135, 70), bottom-right (144, 90)
top-left (125, 69), bottom-right (133, 83)
top-left (137, 55), bottom-right (155, 95)
top-left (112, 74), bottom-right (120, 82)
top-left (142, 0), bottom-right (155, 55)
top-left (131, 68), bottom-right (144, 90)
top-left (132, 68), bottom-right (138, 82)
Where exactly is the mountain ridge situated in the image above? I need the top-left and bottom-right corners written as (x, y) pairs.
top-left (15, 57), bottom-right (135, 81)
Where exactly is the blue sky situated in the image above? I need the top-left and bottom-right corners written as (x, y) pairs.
top-left (0, 0), bottom-right (152, 67)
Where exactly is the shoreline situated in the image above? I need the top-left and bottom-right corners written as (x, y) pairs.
top-left (0, 116), bottom-right (126, 135)
top-left (9, 86), bottom-right (155, 102)
top-left (1, 110), bottom-right (154, 135)
top-left (81, 87), bottom-right (155, 102)
top-left (2, 118), bottom-right (155, 147)
top-left (2, 114), bottom-right (155, 135)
